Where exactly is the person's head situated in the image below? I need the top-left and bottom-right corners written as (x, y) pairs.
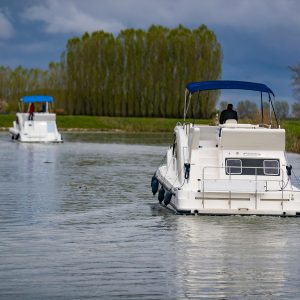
top-left (227, 103), bottom-right (233, 110)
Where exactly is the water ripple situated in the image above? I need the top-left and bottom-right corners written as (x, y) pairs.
top-left (0, 132), bottom-right (300, 299)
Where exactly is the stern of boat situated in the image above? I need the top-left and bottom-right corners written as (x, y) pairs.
top-left (10, 113), bottom-right (63, 143)
top-left (172, 188), bottom-right (300, 216)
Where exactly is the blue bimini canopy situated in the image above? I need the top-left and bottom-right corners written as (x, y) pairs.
top-left (186, 80), bottom-right (275, 97)
top-left (21, 95), bottom-right (53, 103)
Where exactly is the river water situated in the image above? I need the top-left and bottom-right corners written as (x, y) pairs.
top-left (1, 131), bottom-right (300, 299)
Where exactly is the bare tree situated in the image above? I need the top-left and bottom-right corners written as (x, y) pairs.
top-left (290, 63), bottom-right (300, 118)
top-left (237, 100), bottom-right (258, 119)
top-left (274, 100), bottom-right (289, 119)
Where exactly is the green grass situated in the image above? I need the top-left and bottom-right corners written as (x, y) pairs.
top-left (56, 115), bottom-right (181, 132)
top-left (0, 114), bottom-right (209, 132)
top-left (281, 120), bottom-right (300, 153)
top-left (55, 115), bottom-right (211, 132)
top-left (2, 114), bottom-right (300, 152)
top-left (0, 114), bottom-right (15, 128)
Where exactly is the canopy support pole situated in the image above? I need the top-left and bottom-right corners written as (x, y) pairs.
top-left (185, 94), bottom-right (192, 122)
top-left (184, 90), bottom-right (188, 121)
top-left (184, 90), bottom-right (192, 122)
top-left (260, 92), bottom-right (263, 123)
top-left (269, 94), bottom-right (279, 128)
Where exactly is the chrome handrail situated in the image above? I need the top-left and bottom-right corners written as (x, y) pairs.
top-left (200, 166), bottom-right (298, 202)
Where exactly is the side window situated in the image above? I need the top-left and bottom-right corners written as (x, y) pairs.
top-left (263, 160), bottom-right (279, 175)
top-left (226, 159), bottom-right (242, 175)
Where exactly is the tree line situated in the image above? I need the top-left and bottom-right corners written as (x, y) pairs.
top-left (1, 23), bottom-right (299, 119)
top-left (0, 63), bottom-right (65, 113)
top-left (0, 25), bottom-right (222, 118)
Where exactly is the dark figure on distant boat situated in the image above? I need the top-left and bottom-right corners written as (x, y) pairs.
top-left (28, 103), bottom-right (35, 120)
top-left (42, 102), bottom-right (47, 113)
top-left (219, 103), bottom-right (238, 124)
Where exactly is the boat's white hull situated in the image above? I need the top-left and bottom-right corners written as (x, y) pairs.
top-left (157, 203), bottom-right (300, 216)
top-left (9, 127), bottom-right (63, 143)
top-left (161, 189), bottom-right (300, 216)
top-left (155, 171), bottom-right (300, 216)
top-left (10, 133), bottom-right (62, 143)
top-left (9, 113), bottom-right (63, 143)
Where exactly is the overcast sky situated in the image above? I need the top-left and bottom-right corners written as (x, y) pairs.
top-left (0, 0), bottom-right (299, 103)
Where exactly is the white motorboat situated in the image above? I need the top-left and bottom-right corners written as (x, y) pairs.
top-left (9, 95), bottom-right (62, 143)
top-left (151, 80), bottom-right (300, 216)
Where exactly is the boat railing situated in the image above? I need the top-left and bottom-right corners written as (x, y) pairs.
top-left (17, 112), bottom-right (56, 122)
top-left (32, 113), bottom-right (56, 121)
top-left (200, 166), bottom-right (300, 200)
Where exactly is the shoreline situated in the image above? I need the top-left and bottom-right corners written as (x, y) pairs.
top-left (0, 127), bottom-right (169, 133)
top-left (0, 127), bottom-right (171, 135)
top-left (1, 115), bottom-right (300, 152)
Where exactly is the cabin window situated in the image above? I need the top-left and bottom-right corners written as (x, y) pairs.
top-left (225, 158), bottom-right (280, 176)
top-left (226, 159), bottom-right (242, 174)
top-left (263, 160), bottom-right (279, 176)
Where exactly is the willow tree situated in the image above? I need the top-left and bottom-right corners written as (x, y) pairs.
top-left (0, 66), bottom-right (11, 100)
top-left (1, 24), bottom-right (223, 117)
top-left (47, 60), bottom-right (66, 111)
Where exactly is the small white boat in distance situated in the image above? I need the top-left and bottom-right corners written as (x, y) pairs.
top-left (9, 95), bottom-right (63, 143)
top-left (151, 80), bottom-right (300, 216)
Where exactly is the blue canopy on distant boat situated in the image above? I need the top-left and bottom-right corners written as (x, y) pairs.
top-left (21, 95), bottom-right (53, 103)
top-left (186, 80), bottom-right (275, 96)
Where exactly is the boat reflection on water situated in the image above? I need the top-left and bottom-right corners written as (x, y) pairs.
top-left (151, 208), bottom-right (291, 298)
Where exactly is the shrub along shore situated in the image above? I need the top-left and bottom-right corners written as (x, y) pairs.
top-left (1, 114), bottom-right (300, 153)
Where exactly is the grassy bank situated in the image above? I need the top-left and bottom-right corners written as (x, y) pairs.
top-left (281, 120), bottom-right (300, 153)
top-left (57, 115), bottom-right (183, 132)
top-left (1, 114), bottom-right (300, 152)
top-left (0, 114), bottom-right (209, 132)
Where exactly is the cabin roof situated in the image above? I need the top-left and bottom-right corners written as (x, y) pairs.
top-left (21, 95), bottom-right (53, 103)
top-left (186, 80), bottom-right (275, 96)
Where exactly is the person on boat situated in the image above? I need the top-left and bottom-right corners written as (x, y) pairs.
top-left (219, 103), bottom-right (238, 124)
top-left (41, 103), bottom-right (47, 113)
top-left (28, 102), bottom-right (35, 120)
